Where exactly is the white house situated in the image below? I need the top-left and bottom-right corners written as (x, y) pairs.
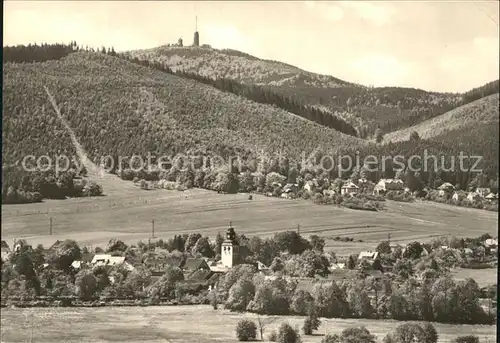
top-left (484, 238), bottom-right (498, 248)
top-left (329, 262), bottom-right (346, 270)
top-left (438, 183), bottom-right (455, 196)
top-left (485, 193), bottom-right (498, 202)
top-left (91, 254), bottom-right (135, 271)
top-left (358, 251), bottom-right (379, 261)
top-left (341, 181), bottom-right (359, 195)
top-left (373, 179), bottom-right (404, 195)
top-left (467, 192), bottom-right (481, 202)
top-left (476, 188), bottom-right (491, 198)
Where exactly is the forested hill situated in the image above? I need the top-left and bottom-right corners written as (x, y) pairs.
top-left (127, 46), bottom-right (475, 138)
top-left (3, 43), bottom-right (498, 202)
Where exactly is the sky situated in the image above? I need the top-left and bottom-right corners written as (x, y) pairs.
top-left (3, 1), bottom-right (499, 93)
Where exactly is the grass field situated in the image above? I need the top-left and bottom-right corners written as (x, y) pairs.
top-left (450, 268), bottom-right (497, 287)
top-left (0, 305), bottom-right (495, 343)
top-left (1, 185), bottom-right (497, 255)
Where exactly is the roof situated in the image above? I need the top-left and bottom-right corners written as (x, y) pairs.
top-left (485, 238), bottom-right (498, 247)
top-left (366, 270), bottom-right (384, 278)
top-left (438, 183), bottom-right (455, 190)
top-left (342, 181), bottom-right (359, 189)
top-left (186, 269), bottom-right (214, 281)
top-left (375, 179), bottom-right (404, 190)
top-left (183, 258), bottom-right (209, 270)
top-left (257, 261), bottom-right (269, 270)
top-left (485, 193), bottom-right (498, 199)
top-left (164, 257), bottom-right (185, 268)
top-left (71, 260), bottom-right (82, 269)
top-left (49, 240), bottom-right (63, 250)
top-left (358, 251), bottom-right (379, 260)
top-left (91, 254), bottom-right (128, 268)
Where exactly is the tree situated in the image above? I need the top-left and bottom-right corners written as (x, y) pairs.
top-left (421, 323), bottom-right (438, 343)
top-left (403, 242), bottom-right (423, 259)
top-left (309, 235), bottom-right (325, 252)
top-left (410, 131), bottom-right (420, 142)
top-left (376, 241), bottom-right (391, 254)
top-left (226, 279), bottom-right (255, 311)
top-left (75, 270), bottom-right (97, 300)
top-left (256, 315), bottom-right (267, 341)
top-left (192, 236), bottom-right (215, 257)
top-left (51, 239), bottom-right (81, 272)
top-left (236, 319), bottom-right (257, 341)
top-left (340, 327), bottom-right (376, 343)
top-left (82, 181), bottom-right (103, 196)
top-left (347, 255), bottom-right (357, 270)
top-left (290, 289), bottom-right (314, 315)
top-left (106, 239), bottom-right (128, 253)
top-left (276, 323), bottom-right (300, 343)
top-left (302, 310), bottom-right (320, 335)
top-left (274, 230), bottom-right (311, 254)
top-left (393, 258), bottom-right (413, 279)
top-left (390, 323), bottom-right (425, 343)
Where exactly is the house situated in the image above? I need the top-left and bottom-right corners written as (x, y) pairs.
top-left (304, 180), bottom-right (319, 193)
top-left (257, 261), bottom-right (269, 272)
top-left (283, 183), bottom-right (298, 194)
top-left (1, 241), bottom-right (11, 261)
top-left (329, 262), bottom-right (346, 270)
top-left (452, 191), bottom-right (467, 202)
top-left (183, 258), bottom-right (210, 271)
top-left (476, 188), bottom-right (491, 198)
top-left (323, 189), bottom-right (336, 197)
top-left (484, 238), bottom-right (498, 248)
top-left (358, 251), bottom-right (379, 261)
top-left (467, 192), bottom-right (481, 202)
top-left (373, 179), bottom-right (404, 195)
top-left (437, 183), bottom-right (455, 196)
top-left (341, 181), bottom-right (359, 195)
top-left (463, 248), bottom-right (474, 256)
top-left (358, 178), bottom-right (368, 185)
top-left (91, 254), bottom-right (135, 271)
top-left (485, 193), bottom-right (498, 202)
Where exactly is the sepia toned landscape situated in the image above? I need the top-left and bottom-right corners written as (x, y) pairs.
top-left (2, 1), bottom-right (498, 343)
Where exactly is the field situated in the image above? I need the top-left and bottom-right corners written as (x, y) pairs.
top-left (450, 268), bottom-right (497, 288)
top-left (0, 305), bottom-right (495, 343)
top-left (1, 183), bottom-right (497, 254)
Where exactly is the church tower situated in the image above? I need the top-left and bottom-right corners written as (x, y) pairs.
top-left (221, 225), bottom-right (240, 268)
top-left (193, 16), bottom-right (200, 47)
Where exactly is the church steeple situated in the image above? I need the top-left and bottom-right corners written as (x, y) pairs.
top-left (221, 223), bottom-right (240, 268)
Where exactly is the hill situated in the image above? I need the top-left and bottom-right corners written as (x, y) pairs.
top-left (383, 93), bottom-right (499, 143)
top-left (2, 51), bottom-right (366, 178)
top-left (127, 46), bottom-right (464, 137)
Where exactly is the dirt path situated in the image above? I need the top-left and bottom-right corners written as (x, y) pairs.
top-left (44, 86), bottom-right (138, 196)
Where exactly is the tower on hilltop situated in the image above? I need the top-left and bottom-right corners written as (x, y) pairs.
top-left (221, 224), bottom-right (240, 268)
top-left (193, 16), bottom-right (200, 47)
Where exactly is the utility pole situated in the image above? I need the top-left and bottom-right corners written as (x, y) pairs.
top-left (49, 217), bottom-right (53, 235)
top-left (388, 233), bottom-right (391, 245)
top-left (151, 220), bottom-right (155, 238)
top-left (30, 313), bottom-right (34, 343)
top-left (297, 224), bottom-right (300, 235)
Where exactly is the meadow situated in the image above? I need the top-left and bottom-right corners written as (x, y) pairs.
top-left (1, 184), bottom-right (497, 255)
top-left (0, 305), bottom-right (495, 343)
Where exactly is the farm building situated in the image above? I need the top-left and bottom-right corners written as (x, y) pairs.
top-left (341, 181), bottom-right (359, 195)
top-left (373, 179), bottom-right (404, 195)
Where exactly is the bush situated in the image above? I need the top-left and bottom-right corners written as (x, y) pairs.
top-left (277, 323), bottom-right (301, 343)
top-left (321, 334), bottom-right (340, 343)
top-left (236, 319), bottom-right (257, 341)
top-left (451, 336), bottom-right (479, 343)
top-left (268, 330), bottom-right (277, 342)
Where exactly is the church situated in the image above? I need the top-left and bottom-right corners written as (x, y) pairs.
top-left (208, 226), bottom-right (250, 272)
